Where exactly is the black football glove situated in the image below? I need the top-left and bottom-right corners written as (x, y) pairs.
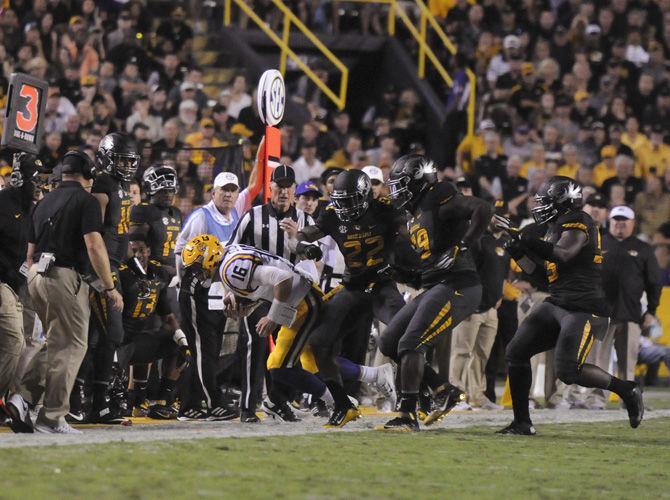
top-left (177, 345), bottom-right (193, 371)
top-left (296, 241), bottom-right (323, 261)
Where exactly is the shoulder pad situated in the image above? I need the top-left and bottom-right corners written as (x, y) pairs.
top-left (220, 252), bottom-right (261, 294)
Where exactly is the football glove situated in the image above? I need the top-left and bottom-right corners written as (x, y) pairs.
top-left (296, 241), bottom-right (323, 261)
top-left (177, 345), bottom-right (193, 371)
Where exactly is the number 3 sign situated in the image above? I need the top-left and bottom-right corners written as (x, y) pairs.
top-left (1, 73), bottom-right (48, 154)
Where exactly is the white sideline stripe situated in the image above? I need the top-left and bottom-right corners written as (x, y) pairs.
top-left (2, 409), bottom-right (669, 449)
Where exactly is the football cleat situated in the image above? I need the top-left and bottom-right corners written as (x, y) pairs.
top-left (5, 393), bottom-right (34, 433)
top-left (423, 384), bottom-right (465, 426)
top-left (373, 363), bottom-right (397, 406)
top-left (177, 407), bottom-right (210, 421)
top-left (208, 406), bottom-right (239, 421)
top-left (87, 405), bottom-right (127, 425)
top-left (132, 400), bottom-right (150, 418)
top-left (240, 410), bottom-right (260, 423)
top-left (381, 412), bottom-right (420, 432)
top-left (324, 406), bottom-right (361, 428)
top-left (148, 404), bottom-right (178, 420)
top-left (496, 420), bottom-right (537, 436)
top-left (623, 383), bottom-right (644, 429)
top-left (262, 398), bottom-right (301, 422)
top-left (310, 399), bottom-right (330, 418)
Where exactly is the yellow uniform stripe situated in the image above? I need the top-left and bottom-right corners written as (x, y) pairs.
top-left (576, 320), bottom-right (592, 364)
top-left (420, 301), bottom-right (452, 340)
top-left (562, 222), bottom-right (588, 232)
top-left (579, 334), bottom-right (595, 367)
top-left (418, 316), bottom-right (453, 347)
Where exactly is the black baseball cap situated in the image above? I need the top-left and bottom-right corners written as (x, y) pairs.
top-left (585, 192), bottom-right (607, 208)
top-left (271, 164), bottom-right (296, 186)
top-left (320, 166), bottom-right (344, 184)
top-left (455, 176), bottom-right (471, 188)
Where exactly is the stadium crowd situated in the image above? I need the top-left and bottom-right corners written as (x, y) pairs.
top-left (0, 0), bottom-right (668, 434)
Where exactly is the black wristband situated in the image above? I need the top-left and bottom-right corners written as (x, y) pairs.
top-left (104, 287), bottom-right (115, 292)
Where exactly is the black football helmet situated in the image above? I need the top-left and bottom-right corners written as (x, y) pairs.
top-left (9, 152), bottom-right (46, 188)
top-left (532, 176), bottom-right (583, 224)
top-left (330, 170), bottom-right (371, 222)
top-left (96, 132), bottom-right (140, 182)
top-left (387, 154), bottom-right (437, 209)
top-left (143, 164), bottom-right (178, 195)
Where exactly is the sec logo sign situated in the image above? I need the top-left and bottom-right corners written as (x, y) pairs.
top-left (257, 69), bottom-right (285, 126)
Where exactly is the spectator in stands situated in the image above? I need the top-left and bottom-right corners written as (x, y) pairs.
top-left (152, 118), bottom-right (184, 163)
top-left (176, 100), bottom-right (199, 141)
top-left (224, 73), bottom-right (252, 120)
top-left (457, 119), bottom-right (496, 174)
top-left (634, 175), bottom-right (670, 239)
top-left (293, 142), bottom-right (325, 184)
top-left (557, 144), bottom-right (580, 179)
top-left (473, 131), bottom-right (507, 199)
top-left (583, 192), bottom-right (609, 230)
top-left (602, 155), bottom-right (644, 205)
top-left (592, 146), bottom-right (618, 188)
top-left (503, 125), bottom-right (534, 162)
top-left (639, 125), bottom-right (670, 179)
top-left (155, 5), bottom-right (193, 57)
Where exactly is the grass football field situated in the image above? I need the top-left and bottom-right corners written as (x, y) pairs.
top-left (3, 417), bottom-right (669, 499)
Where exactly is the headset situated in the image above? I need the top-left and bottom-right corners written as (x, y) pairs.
top-left (61, 150), bottom-right (97, 180)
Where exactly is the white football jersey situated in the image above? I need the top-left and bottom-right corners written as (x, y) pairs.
top-left (218, 244), bottom-right (313, 306)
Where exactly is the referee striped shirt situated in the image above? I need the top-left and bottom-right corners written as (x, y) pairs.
top-left (227, 203), bottom-right (314, 263)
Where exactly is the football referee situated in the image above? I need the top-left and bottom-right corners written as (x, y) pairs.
top-left (227, 164), bottom-right (315, 421)
top-left (26, 151), bottom-right (122, 434)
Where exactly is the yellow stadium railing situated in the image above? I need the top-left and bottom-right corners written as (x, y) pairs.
top-left (224, 0), bottom-right (476, 136)
top-left (224, 0), bottom-right (349, 110)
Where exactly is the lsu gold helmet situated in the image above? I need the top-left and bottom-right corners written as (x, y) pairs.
top-left (182, 234), bottom-right (224, 275)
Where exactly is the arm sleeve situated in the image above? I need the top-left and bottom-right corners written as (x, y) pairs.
top-left (644, 245), bottom-right (662, 316)
top-left (155, 285), bottom-right (172, 316)
top-left (235, 189), bottom-right (252, 215)
top-left (81, 195), bottom-right (104, 235)
top-left (250, 265), bottom-right (310, 307)
top-left (91, 175), bottom-right (114, 197)
top-left (175, 210), bottom-right (207, 254)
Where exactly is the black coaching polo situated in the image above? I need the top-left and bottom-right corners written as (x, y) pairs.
top-left (29, 180), bottom-right (104, 274)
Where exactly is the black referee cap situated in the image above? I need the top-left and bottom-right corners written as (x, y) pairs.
top-left (271, 164), bottom-right (296, 186)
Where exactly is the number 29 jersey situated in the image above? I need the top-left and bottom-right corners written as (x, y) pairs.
top-left (315, 198), bottom-right (400, 289)
top-left (406, 182), bottom-right (478, 287)
top-left (218, 244), bottom-right (313, 306)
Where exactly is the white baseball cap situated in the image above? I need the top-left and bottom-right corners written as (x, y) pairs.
top-left (609, 205), bottom-right (635, 220)
top-left (362, 165), bottom-right (384, 183)
top-left (214, 172), bottom-right (239, 188)
top-left (503, 35), bottom-right (521, 49)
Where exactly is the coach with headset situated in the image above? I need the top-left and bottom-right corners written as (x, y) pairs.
top-left (25, 150), bottom-right (123, 434)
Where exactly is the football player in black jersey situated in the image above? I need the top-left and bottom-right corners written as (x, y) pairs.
top-left (72, 132), bottom-right (140, 424)
top-left (117, 235), bottom-right (192, 419)
top-left (379, 154), bottom-right (492, 431)
top-left (297, 169), bottom-right (406, 427)
top-left (494, 176), bottom-right (643, 435)
top-left (130, 165), bottom-right (183, 277)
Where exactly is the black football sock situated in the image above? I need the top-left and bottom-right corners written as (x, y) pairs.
top-left (324, 380), bottom-right (352, 409)
top-left (508, 364), bottom-right (532, 424)
top-left (159, 378), bottom-right (177, 406)
top-left (422, 364), bottom-right (444, 391)
top-left (399, 393), bottom-right (418, 415)
top-left (606, 374), bottom-right (636, 399)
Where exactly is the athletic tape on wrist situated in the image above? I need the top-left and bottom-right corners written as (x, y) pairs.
top-left (268, 300), bottom-right (297, 326)
top-left (173, 329), bottom-right (188, 347)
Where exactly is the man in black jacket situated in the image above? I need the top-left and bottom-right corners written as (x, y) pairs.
top-left (584, 205), bottom-right (662, 409)
top-left (0, 153), bottom-right (49, 432)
